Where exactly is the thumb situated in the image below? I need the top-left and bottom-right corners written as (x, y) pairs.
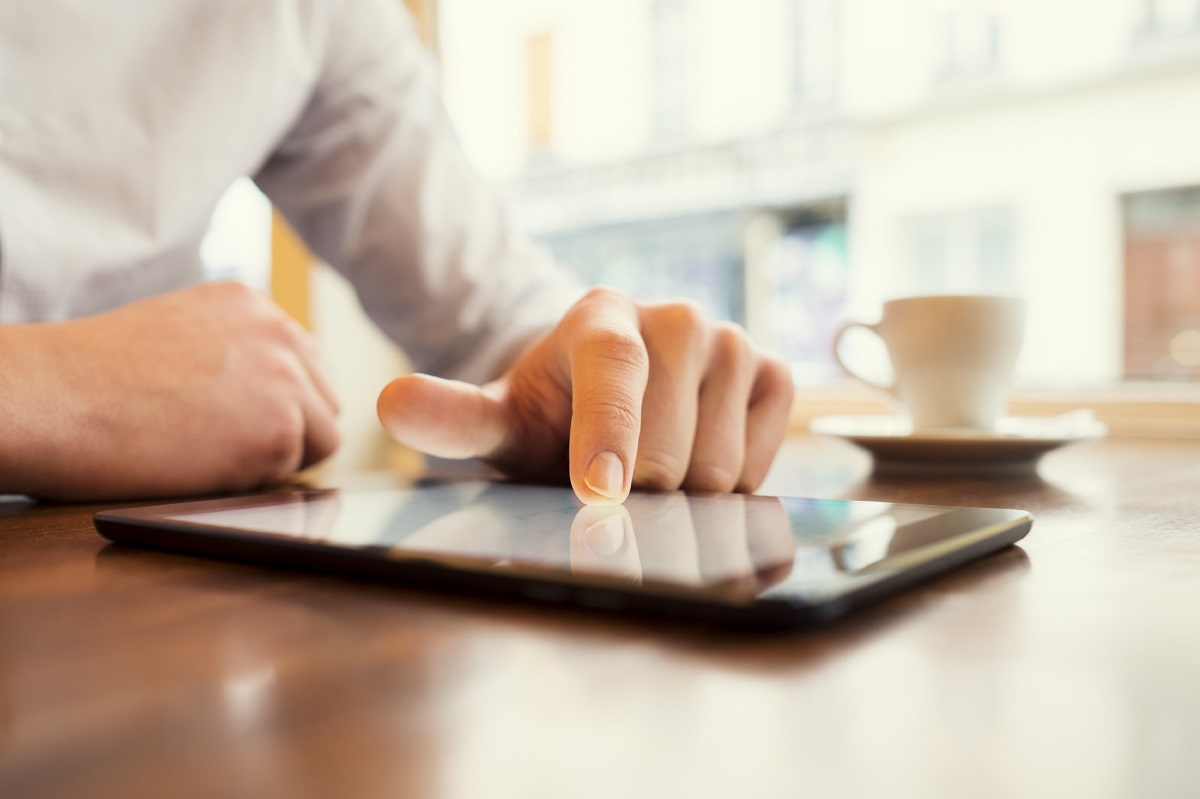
top-left (377, 374), bottom-right (508, 459)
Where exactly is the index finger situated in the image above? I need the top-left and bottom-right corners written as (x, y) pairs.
top-left (563, 289), bottom-right (650, 505)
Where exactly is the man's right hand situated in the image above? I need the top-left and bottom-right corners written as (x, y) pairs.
top-left (0, 281), bottom-right (340, 501)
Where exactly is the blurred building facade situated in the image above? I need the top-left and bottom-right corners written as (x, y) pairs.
top-left (440, 0), bottom-right (1200, 385)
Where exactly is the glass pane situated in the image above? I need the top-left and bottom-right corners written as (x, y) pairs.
top-left (542, 213), bottom-right (743, 324)
top-left (763, 221), bottom-right (850, 382)
top-left (1124, 187), bottom-right (1200, 380)
top-left (1148, 0), bottom-right (1200, 33)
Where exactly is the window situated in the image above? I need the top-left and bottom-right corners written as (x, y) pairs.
top-left (1141, 0), bottom-right (1200, 36)
top-left (904, 207), bottom-right (1016, 295)
top-left (542, 212), bottom-right (743, 325)
top-left (760, 216), bottom-right (850, 382)
top-left (652, 0), bottom-right (690, 141)
top-left (1123, 186), bottom-right (1200, 380)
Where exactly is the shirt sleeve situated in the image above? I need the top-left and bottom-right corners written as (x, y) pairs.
top-left (254, 0), bottom-right (586, 385)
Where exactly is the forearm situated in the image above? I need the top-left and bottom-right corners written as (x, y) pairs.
top-left (0, 322), bottom-right (78, 497)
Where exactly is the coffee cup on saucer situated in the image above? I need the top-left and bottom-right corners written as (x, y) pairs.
top-left (832, 294), bottom-right (1025, 431)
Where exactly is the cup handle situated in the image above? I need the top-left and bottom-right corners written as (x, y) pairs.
top-left (832, 321), bottom-right (895, 395)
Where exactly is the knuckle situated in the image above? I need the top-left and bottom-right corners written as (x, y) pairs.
top-left (568, 287), bottom-right (624, 322)
top-left (651, 301), bottom-right (709, 357)
top-left (287, 322), bottom-right (320, 361)
top-left (758, 356), bottom-right (795, 401)
top-left (262, 310), bottom-right (300, 343)
top-left (634, 451), bottom-right (689, 491)
top-left (306, 425), bottom-right (341, 467)
top-left (686, 462), bottom-right (739, 493)
top-left (254, 404), bottom-right (305, 480)
top-left (565, 287), bottom-right (634, 332)
top-left (711, 322), bottom-right (753, 369)
top-left (735, 474), bottom-right (764, 494)
top-left (579, 326), bottom-right (650, 374)
top-left (211, 279), bottom-right (259, 307)
top-left (576, 394), bottom-right (641, 434)
top-left (660, 299), bottom-right (706, 330)
top-left (581, 285), bottom-right (624, 306)
top-left (265, 351), bottom-right (307, 386)
top-left (324, 425), bottom-right (342, 457)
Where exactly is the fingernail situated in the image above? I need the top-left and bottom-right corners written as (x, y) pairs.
top-left (585, 514), bottom-right (626, 556)
top-left (585, 451), bottom-right (625, 499)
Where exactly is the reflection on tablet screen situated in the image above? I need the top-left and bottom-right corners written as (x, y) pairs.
top-left (170, 483), bottom-right (1021, 602)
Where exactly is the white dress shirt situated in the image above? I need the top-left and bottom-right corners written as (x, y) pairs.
top-left (0, 0), bottom-right (584, 384)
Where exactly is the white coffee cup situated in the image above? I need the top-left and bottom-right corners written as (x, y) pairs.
top-left (832, 295), bottom-right (1025, 430)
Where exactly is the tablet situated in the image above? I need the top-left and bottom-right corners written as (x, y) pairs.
top-left (94, 481), bottom-right (1032, 628)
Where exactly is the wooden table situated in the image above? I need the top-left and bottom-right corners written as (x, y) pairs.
top-left (2, 436), bottom-right (1199, 799)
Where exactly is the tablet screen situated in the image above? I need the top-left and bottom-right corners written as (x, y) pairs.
top-left (164, 482), bottom-right (1027, 603)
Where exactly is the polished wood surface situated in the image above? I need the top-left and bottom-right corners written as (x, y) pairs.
top-left (2, 436), bottom-right (1199, 798)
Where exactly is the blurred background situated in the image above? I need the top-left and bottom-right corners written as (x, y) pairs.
top-left (203, 0), bottom-right (1200, 470)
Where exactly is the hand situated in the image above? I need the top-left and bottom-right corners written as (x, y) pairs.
top-left (377, 288), bottom-right (794, 503)
top-left (0, 281), bottom-right (339, 500)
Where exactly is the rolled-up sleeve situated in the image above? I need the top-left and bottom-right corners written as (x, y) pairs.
top-left (255, 0), bottom-right (585, 384)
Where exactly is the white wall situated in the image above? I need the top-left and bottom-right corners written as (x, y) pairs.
top-left (440, 0), bottom-right (804, 179)
top-left (689, 0), bottom-right (793, 142)
top-left (441, 0), bottom-right (654, 179)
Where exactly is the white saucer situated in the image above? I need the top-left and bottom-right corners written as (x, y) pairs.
top-left (809, 411), bottom-right (1108, 478)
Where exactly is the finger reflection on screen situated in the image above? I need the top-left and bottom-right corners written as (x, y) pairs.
top-left (569, 494), bottom-right (797, 594)
top-left (742, 497), bottom-right (797, 587)
top-left (569, 504), bottom-right (641, 583)
top-left (621, 493), bottom-right (701, 586)
top-left (692, 493), bottom-right (756, 588)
